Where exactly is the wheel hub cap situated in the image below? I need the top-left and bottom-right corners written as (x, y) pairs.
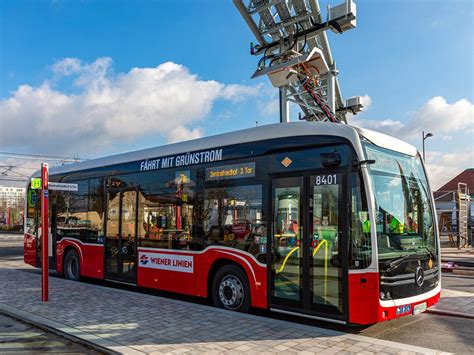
top-left (218, 276), bottom-right (244, 310)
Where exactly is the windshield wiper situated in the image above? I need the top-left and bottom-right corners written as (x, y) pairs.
top-left (382, 254), bottom-right (414, 273)
top-left (420, 246), bottom-right (436, 260)
top-left (382, 252), bottom-right (430, 273)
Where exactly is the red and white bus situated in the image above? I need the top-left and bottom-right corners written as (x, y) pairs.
top-left (24, 122), bottom-right (440, 325)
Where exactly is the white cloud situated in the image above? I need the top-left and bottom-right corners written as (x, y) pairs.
top-left (350, 95), bottom-right (474, 190)
top-left (352, 96), bottom-right (474, 140)
top-left (353, 118), bottom-right (405, 132)
top-left (0, 57), bottom-right (257, 156)
top-left (425, 151), bottom-right (474, 190)
top-left (167, 126), bottom-right (204, 144)
top-left (51, 57), bottom-right (82, 76)
top-left (0, 157), bottom-right (42, 187)
top-left (410, 96), bottom-right (473, 135)
top-left (258, 98), bottom-right (280, 117)
top-left (255, 82), bottom-right (280, 118)
top-left (359, 94), bottom-right (372, 110)
top-left (220, 84), bottom-right (260, 102)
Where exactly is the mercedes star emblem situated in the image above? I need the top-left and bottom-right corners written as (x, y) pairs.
top-left (415, 266), bottom-right (424, 287)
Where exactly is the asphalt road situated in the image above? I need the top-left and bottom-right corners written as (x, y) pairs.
top-left (1, 234), bottom-right (473, 353)
top-left (0, 235), bottom-right (23, 261)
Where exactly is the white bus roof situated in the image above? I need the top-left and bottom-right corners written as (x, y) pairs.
top-left (36, 122), bottom-right (417, 177)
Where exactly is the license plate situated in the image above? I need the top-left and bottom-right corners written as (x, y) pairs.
top-left (412, 302), bottom-right (427, 315)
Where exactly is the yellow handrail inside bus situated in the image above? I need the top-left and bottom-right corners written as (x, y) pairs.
top-left (312, 239), bottom-right (328, 257)
top-left (275, 239), bottom-right (329, 282)
top-left (275, 246), bottom-right (299, 274)
top-left (312, 239), bottom-right (329, 301)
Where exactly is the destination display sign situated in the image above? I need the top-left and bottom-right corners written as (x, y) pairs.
top-left (206, 162), bottom-right (256, 181)
top-left (49, 182), bottom-right (79, 192)
top-left (139, 148), bottom-right (223, 172)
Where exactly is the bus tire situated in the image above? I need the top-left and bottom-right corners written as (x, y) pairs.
top-left (212, 264), bottom-right (250, 313)
top-left (64, 249), bottom-right (81, 281)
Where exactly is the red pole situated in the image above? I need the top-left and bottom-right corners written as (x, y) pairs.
top-left (176, 206), bottom-right (181, 230)
top-left (41, 163), bottom-right (49, 302)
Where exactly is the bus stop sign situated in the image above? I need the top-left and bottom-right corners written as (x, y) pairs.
top-left (31, 178), bottom-right (42, 190)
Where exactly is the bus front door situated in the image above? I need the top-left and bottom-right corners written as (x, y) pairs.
top-left (269, 172), bottom-right (348, 322)
top-left (104, 188), bottom-right (138, 284)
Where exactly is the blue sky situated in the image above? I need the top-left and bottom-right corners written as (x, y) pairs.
top-left (1, 0), bottom-right (473, 188)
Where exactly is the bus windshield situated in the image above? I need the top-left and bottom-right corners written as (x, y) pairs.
top-left (364, 144), bottom-right (437, 262)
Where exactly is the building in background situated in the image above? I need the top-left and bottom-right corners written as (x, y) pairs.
top-left (0, 186), bottom-right (26, 230)
top-left (434, 169), bottom-right (473, 248)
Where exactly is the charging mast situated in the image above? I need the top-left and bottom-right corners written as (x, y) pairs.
top-left (41, 163), bottom-right (49, 302)
top-left (233, 0), bottom-right (365, 123)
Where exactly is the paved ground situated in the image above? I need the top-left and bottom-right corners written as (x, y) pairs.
top-left (0, 265), bottom-right (448, 355)
top-left (355, 312), bottom-right (474, 354)
top-left (1, 234), bottom-right (473, 354)
top-left (427, 288), bottom-right (474, 318)
top-left (440, 274), bottom-right (474, 293)
top-left (0, 235), bottom-right (23, 255)
top-left (0, 313), bottom-right (99, 354)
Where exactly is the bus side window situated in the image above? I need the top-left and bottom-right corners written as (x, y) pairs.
top-left (137, 171), bottom-right (196, 251)
top-left (201, 184), bottom-right (265, 262)
top-left (349, 173), bottom-right (372, 269)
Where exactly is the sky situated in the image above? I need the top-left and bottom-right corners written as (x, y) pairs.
top-left (0, 0), bottom-right (473, 189)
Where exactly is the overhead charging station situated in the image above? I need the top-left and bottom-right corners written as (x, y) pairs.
top-left (233, 0), bottom-right (364, 123)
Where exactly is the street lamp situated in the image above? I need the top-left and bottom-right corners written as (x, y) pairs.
top-left (422, 131), bottom-right (433, 161)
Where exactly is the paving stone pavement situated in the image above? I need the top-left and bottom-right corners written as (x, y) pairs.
top-left (428, 288), bottom-right (474, 318)
top-left (0, 261), bottom-right (452, 354)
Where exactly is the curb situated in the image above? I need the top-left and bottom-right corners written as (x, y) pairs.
top-left (0, 304), bottom-right (143, 354)
top-left (426, 308), bottom-right (474, 320)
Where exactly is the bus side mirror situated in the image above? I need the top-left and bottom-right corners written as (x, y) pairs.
top-left (321, 153), bottom-right (341, 167)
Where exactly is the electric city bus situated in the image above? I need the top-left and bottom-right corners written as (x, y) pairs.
top-left (24, 122), bottom-right (440, 325)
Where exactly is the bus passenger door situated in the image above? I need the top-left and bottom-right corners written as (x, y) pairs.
top-left (105, 188), bottom-right (138, 284)
top-left (270, 176), bottom-right (304, 310)
top-left (269, 172), bottom-right (348, 322)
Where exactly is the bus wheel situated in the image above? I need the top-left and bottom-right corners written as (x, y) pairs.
top-left (212, 265), bottom-right (250, 312)
top-left (64, 250), bottom-right (81, 281)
